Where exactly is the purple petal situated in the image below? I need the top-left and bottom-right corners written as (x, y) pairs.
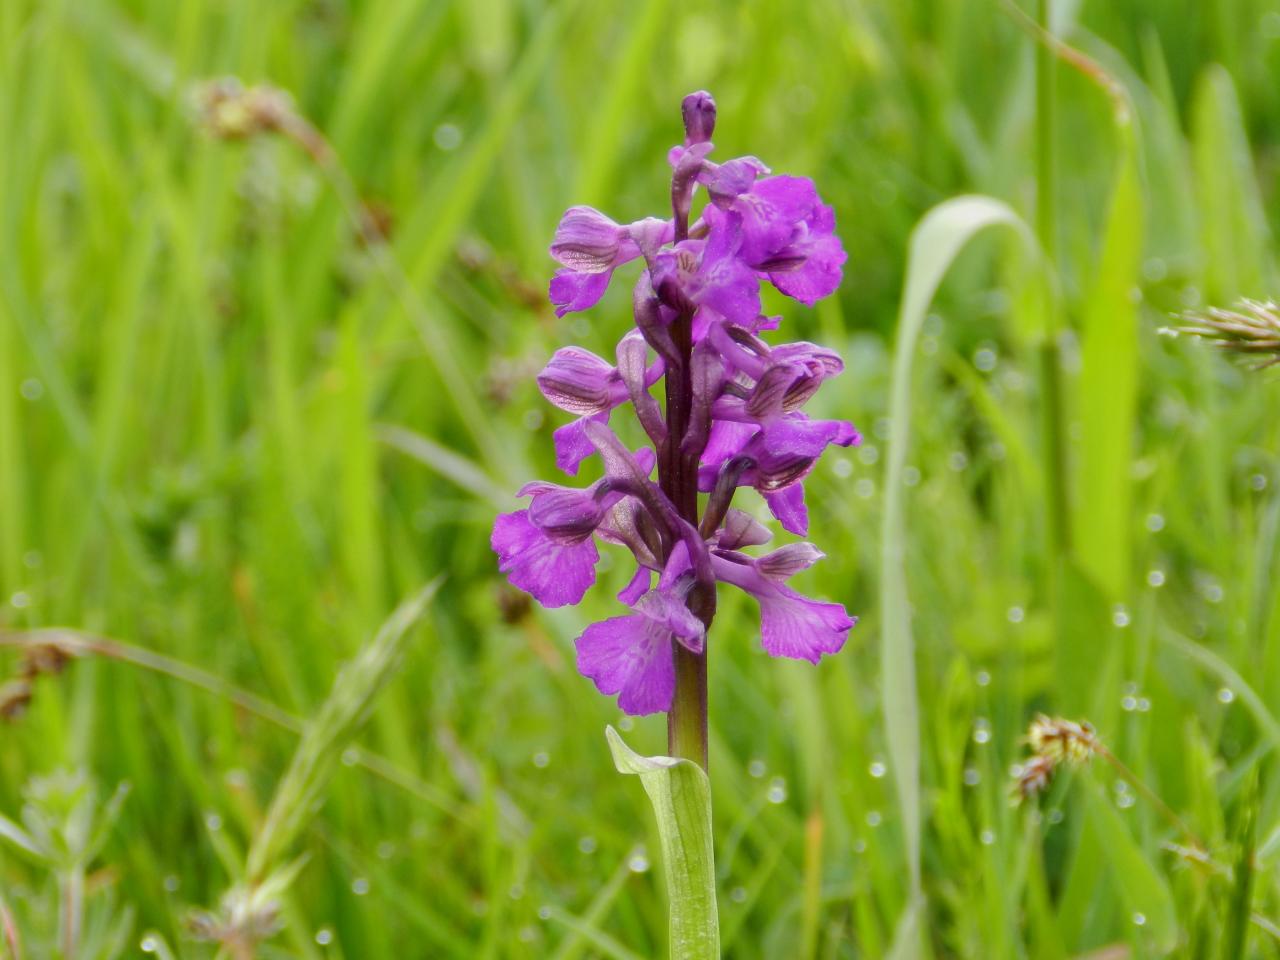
top-left (701, 420), bottom-right (757, 471)
top-left (492, 510), bottom-right (597, 608)
top-left (553, 415), bottom-right (606, 476)
top-left (711, 553), bottom-right (853, 664)
top-left (550, 206), bottom-right (624, 273)
top-left (755, 542), bottom-right (825, 580)
top-left (575, 615), bottom-right (675, 715)
top-left (760, 415), bottom-right (859, 459)
top-left (618, 566), bottom-right (651, 605)
top-left (633, 589), bottom-right (704, 653)
top-left (768, 230), bottom-right (846, 305)
top-left (717, 508), bottom-right (773, 549)
top-left (764, 484), bottom-right (808, 536)
top-left (549, 269), bottom-right (613, 318)
top-left (758, 585), bottom-right (855, 662)
top-left (537, 347), bottom-right (618, 415)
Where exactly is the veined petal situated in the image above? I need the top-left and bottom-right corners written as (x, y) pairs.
top-left (492, 510), bottom-right (597, 608)
top-left (550, 269), bottom-right (613, 318)
top-left (764, 484), bottom-right (808, 536)
top-left (550, 206), bottom-right (625, 273)
top-left (575, 614), bottom-right (675, 716)
top-left (553, 414), bottom-right (606, 476)
top-left (537, 347), bottom-right (618, 415)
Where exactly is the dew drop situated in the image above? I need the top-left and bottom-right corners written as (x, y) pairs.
top-left (508, 883), bottom-right (525, 900)
top-left (973, 718), bottom-right (992, 745)
top-left (140, 936), bottom-right (159, 953)
top-left (1218, 687), bottom-right (1235, 704)
top-left (974, 346), bottom-right (998, 373)
top-left (748, 759), bottom-right (766, 778)
top-left (1112, 605), bottom-right (1130, 628)
top-left (518, 926), bottom-right (538, 943)
top-left (1137, 697), bottom-right (1151, 713)
top-left (618, 716), bottom-right (635, 732)
top-left (903, 466), bottom-right (921, 487)
top-left (730, 886), bottom-right (747, 904)
top-left (1250, 473), bottom-right (1268, 491)
top-left (341, 747), bottom-right (359, 767)
top-left (963, 767), bottom-right (980, 786)
top-left (1047, 809), bottom-right (1064, 824)
top-left (1204, 583), bottom-right (1224, 604)
top-left (19, 378), bottom-right (43, 401)
top-left (537, 905), bottom-right (552, 920)
top-left (163, 875), bottom-right (179, 893)
top-left (853, 838), bottom-right (867, 853)
top-left (578, 836), bottom-right (597, 854)
top-left (975, 670), bottom-right (991, 687)
top-left (351, 878), bottom-right (370, 896)
top-left (1146, 513), bottom-right (1165, 532)
top-left (866, 810), bottom-right (882, 827)
top-left (1121, 695), bottom-right (1137, 712)
top-left (868, 761), bottom-right (887, 779)
top-left (9, 591), bottom-right (29, 609)
top-left (377, 841), bottom-right (395, 860)
top-left (858, 444), bottom-right (879, 465)
top-left (948, 450), bottom-right (969, 472)
top-left (204, 812), bottom-right (222, 832)
top-left (1147, 569), bottom-right (1165, 588)
top-left (433, 123), bottom-right (462, 151)
top-left (1007, 606), bottom-right (1024, 624)
top-left (980, 829), bottom-right (996, 846)
top-left (628, 850), bottom-right (650, 873)
top-left (532, 751), bottom-right (550, 769)
top-left (315, 928), bottom-right (334, 946)
top-left (854, 478), bottom-right (875, 499)
top-left (767, 777), bottom-right (788, 804)
top-left (832, 457), bottom-right (853, 478)
top-left (1133, 912), bottom-right (1146, 926)
top-left (22, 550), bottom-right (41, 569)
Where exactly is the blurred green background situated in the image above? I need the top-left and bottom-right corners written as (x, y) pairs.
top-left (3, 0), bottom-right (1280, 956)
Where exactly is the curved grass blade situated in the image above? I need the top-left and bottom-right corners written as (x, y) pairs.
top-left (882, 195), bottom-right (1035, 958)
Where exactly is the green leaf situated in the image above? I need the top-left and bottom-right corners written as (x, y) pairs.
top-left (606, 727), bottom-right (719, 960)
top-left (881, 195), bottom-right (1035, 954)
top-left (1073, 136), bottom-right (1142, 600)
top-left (1085, 777), bottom-right (1178, 954)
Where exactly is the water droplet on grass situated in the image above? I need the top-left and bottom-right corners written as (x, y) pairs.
top-left (866, 811), bottom-right (882, 827)
top-left (1147, 569), bottom-right (1165, 587)
top-left (858, 444), bottom-right (879, 465)
top-left (730, 886), bottom-right (747, 903)
top-left (975, 670), bottom-right (991, 687)
top-left (963, 768), bottom-right (980, 786)
top-left (532, 751), bottom-right (550, 768)
top-left (855, 478), bottom-right (875, 499)
top-left (1121, 695), bottom-right (1137, 712)
top-left (748, 759), bottom-right (766, 778)
top-left (1112, 605), bottom-right (1130, 628)
top-left (767, 777), bottom-right (788, 804)
top-left (351, 878), bottom-right (369, 896)
top-left (628, 849), bottom-right (650, 873)
top-left (1007, 606), bottom-right (1024, 624)
top-left (980, 829), bottom-right (995, 845)
top-left (141, 937), bottom-right (160, 953)
top-left (315, 929), bottom-right (334, 946)
top-left (1133, 912), bottom-right (1146, 926)
top-left (19, 378), bottom-right (43, 401)
top-left (433, 123), bottom-right (462, 151)
top-left (1218, 688), bottom-right (1235, 704)
top-left (869, 761), bottom-right (886, 779)
top-left (974, 346), bottom-right (998, 372)
top-left (578, 836), bottom-right (596, 854)
top-left (1146, 513), bottom-right (1165, 532)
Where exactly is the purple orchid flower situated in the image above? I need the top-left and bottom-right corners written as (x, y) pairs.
top-left (492, 92), bottom-right (858, 760)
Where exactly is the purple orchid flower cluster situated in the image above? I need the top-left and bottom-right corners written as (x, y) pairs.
top-left (492, 91), bottom-right (859, 725)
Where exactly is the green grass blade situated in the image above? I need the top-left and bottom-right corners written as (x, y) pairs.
top-left (881, 196), bottom-right (1035, 954)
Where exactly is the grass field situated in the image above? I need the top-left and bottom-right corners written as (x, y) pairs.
top-left (3, 0), bottom-right (1280, 957)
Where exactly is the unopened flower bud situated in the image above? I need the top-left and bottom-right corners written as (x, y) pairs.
top-left (681, 90), bottom-right (717, 145)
